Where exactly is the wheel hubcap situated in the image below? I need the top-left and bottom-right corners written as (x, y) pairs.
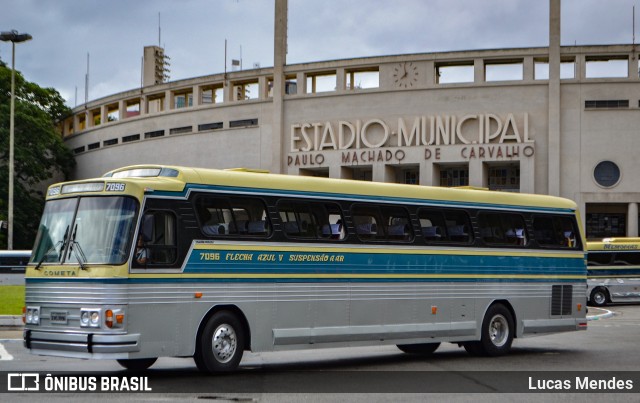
top-left (212, 324), bottom-right (237, 363)
top-left (594, 292), bottom-right (605, 305)
top-left (489, 314), bottom-right (508, 347)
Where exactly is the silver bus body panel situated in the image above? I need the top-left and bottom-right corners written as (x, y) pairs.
top-left (25, 278), bottom-right (586, 359)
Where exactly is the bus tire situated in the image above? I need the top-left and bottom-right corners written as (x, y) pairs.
top-left (196, 311), bottom-right (245, 373)
top-left (397, 342), bottom-right (440, 355)
top-left (116, 358), bottom-right (157, 371)
top-left (466, 304), bottom-right (514, 357)
top-left (589, 287), bottom-right (609, 307)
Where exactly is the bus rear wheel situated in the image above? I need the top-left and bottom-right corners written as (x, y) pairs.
top-left (397, 342), bottom-right (440, 355)
top-left (116, 358), bottom-right (157, 371)
top-left (195, 311), bottom-right (245, 373)
top-left (589, 287), bottom-right (609, 307)
top-left (464, 304), bottom-right (514, 357)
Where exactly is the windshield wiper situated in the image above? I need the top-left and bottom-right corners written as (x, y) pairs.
top-left (67, 223), bottom-right (88, 270)
top-left (35, 225), bottom-right (69, 271)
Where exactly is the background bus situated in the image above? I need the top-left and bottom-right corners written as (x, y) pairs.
top-left (0, 250), bottom-right (32, 274)
top-left (587, 238), bottom-right (640, 307)
top-left (24, 165), bottom-right (587, 372)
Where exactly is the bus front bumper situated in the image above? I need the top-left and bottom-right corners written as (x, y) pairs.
top-left (24, 329), bottom-right (141, 358)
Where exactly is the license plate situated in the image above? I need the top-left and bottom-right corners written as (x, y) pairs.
top-left (50, 311), bottom-right (67, 324)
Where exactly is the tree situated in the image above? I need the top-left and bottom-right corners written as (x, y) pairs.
top-left (0, 58), bottom-right (75, 249)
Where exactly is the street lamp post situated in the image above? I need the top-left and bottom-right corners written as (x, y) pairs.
top-left (1, 30), bottom-right (32, 250)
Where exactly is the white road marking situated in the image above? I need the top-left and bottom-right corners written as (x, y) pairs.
top-left (0, 342), bottom-right (14, 360)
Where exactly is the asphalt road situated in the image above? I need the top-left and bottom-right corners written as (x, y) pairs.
top-left (1, 305), bottom-right (639, 402)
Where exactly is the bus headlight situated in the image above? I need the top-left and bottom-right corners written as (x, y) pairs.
top-left (80, 308), bottom-right (101, 328)
top-left (80, 311), bottom-right (90, 326)
top-left (25, 306), bottom-right (40, 325)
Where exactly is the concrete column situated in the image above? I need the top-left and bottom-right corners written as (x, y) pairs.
top-left (628, 203), bottom-right (639, 237)
top-left (628, 54), bottom-right (638, 80)
top-left (474, 58), bottom-right (484, 83)
top-left (258, 76), bottom-right (268, 99)
top-left (192, 85), bottom-right (201, 107)
top-left (383, 165), bottom-right (398, 183)
top-left (523, 56), bottom-right (534, 82)
top-left (100, 105), bottom-right (107, 125)
top-left (420, 161), bottom-right (434, 186)
top-left (166, 90), bottom-right (173, 111)
top-left (224, 81), bottom-right (233, 103)
top-left (329, 164), bottom-right (342, 179)
top-left (424, 61), bottom-right (435, 87)
top-left (117, 100), bottom-right (125, 120)
top-left (520, 157), bottom-right (535, 194)
top-left (469, 160), bottom-right (484, 188)
top-left (372, 165), bottom-right (385, 183)
top-left (336, 68), bottom-right (345, 91)
top-left (140, 95), bottom-right (147, 115)
top-left (547, 0), bottom-right (561, 196)
top-left (297, 72), bottom-right (305, 95)
top-left (576, 54), bottom-right (586, 80)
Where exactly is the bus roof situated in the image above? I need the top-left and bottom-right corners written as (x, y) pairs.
top-left (587, 238), bottom-right (640, 251)
top-left (95, 164), bottom-right (579, 211)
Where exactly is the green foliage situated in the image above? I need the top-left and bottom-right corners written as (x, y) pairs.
top-left (0, 59), bottom-right (76, 249)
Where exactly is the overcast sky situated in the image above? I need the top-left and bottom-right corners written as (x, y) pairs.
top-left (1, 0), bottom-right (638, 106)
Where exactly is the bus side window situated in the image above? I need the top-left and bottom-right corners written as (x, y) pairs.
top-left (351, 204), bottom-right (412, 243)
top-left (418, 208), bottom-right (472, 244)
top-left (134, 211), bottom-right (177, 267)
top-left (195, 196), bottom-right (271, 238)
top-left (278, 200), bottom-right (345, 241)
top-left (533, 215), bottom-right (580, 250)
top-left (381, 206), bottom-right (413, 242)
top-left (478, 212), bottom-right (527, 247)
top-left (351, 205), bottom-right (382, 241)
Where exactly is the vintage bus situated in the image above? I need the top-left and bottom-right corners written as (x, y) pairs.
top-left (24, 165), bottom-right (587, 372)
top-left (587, 238), bottom-right (640, 307)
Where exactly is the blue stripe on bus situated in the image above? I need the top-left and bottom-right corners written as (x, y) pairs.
top-left (185, 250), bottom-right (585, 276)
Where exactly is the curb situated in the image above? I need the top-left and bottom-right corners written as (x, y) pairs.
top-left (0, 315), bottom-right (23, 327)
top-left (586, 307), bottom-right (615, 321)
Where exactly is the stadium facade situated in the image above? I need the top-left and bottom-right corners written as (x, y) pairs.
top-left (59, 0), bottom-right (640, 239)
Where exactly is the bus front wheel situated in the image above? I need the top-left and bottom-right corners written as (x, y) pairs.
top-left (195, 311), bottom-right (245, 373)
top-left (116, 358), bottom-right (157, 371)
top-left (589, 287), bottom-right (609, 307)
top-left (464, 304), bottom-right (514, 357)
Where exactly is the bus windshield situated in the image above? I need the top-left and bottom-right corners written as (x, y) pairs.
top-left (31, 196), bottom-right (138, 266)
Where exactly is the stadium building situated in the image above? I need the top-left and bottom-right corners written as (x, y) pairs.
top-left (59, 0), bottom-right (640, 239)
